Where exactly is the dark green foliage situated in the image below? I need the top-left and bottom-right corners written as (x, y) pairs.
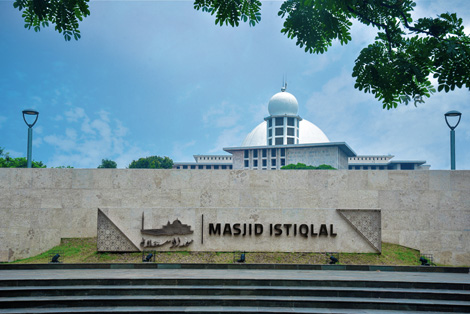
top-left (54, 165), bottom-right (74, 168)
top-left (196, 0), bottom-right (470, 109)
top-left (13, 0), bottom-right (470, 108)
top-left (194, 0), bottom-right (261, 27)
top-left (351, 10), bottom-right (469, 109)
top-left (281, 162), bottom-right (336, 170)
top-left (128, 155), bottom-right (173, 169)
top-left (98, 159), bottom-right (117, 169)
top-left (13, 0), bottom-right (90, 41)
top-left (278, 0), bottom-right (353, 54)
top-left (0, 148), bottom-right (46, 168)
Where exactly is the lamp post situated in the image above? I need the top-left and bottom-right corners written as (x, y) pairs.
top-left (444, 110), bottom-right (462, 170)
top-left (22, 109), bottom-right (39, 168)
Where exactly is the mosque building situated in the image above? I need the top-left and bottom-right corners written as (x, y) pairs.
top-left (174, 86), bottom-right (429, 171)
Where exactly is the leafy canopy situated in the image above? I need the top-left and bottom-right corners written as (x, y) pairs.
top-left (13, 0), bottom-right (90, 41)
top-left (196, 0), bottom-right (470, 109)
top-left (128, 156), bottom-right (173, 169)
top-left (13, 0), bottom-right (470, 109)
top-left (98, 159), bottom-right (117, 169)
top-left (0, 148), bottom-right (47, 168)
top-left (281, 163), bottom-right (336, 170)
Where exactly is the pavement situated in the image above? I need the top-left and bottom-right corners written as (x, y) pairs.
top-left (1, 268), bottom-right (469, 284)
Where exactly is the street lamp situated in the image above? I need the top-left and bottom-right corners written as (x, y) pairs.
top-left (22, 109), bottom-right (39, 168)
top-left (444, 110), bottom-right (462, 170)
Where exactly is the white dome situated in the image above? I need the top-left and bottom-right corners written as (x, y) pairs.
top-left (299, 120), bottom-right (329, 144)
top-left (268, 91), bottom-right (299, 116)
top-left (242, 122), bottom-right (266, 146)
top-left (241, 120), bottom-right (329, 146)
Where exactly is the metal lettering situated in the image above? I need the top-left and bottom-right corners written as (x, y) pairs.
top-left (283, 224), bottom-right (292, 236)
top-left (223, 224), bottom-right (232, 236)
top-left (209, 223), bottom-right (221, 235)
top-left (311, 224), bottom-right (318, 236)
top-left (319, 224), bottom-right (328, 236)
top-left (233, 223), bottom-right (241, 236)
top-left (254, 223), bottom-right (263, 235)
top-left (330, 224), bottom-right (337, 237)
top-left (274, 224), bottom-right (282, 236)
top-left (299, 224), bottom-right (309, 238)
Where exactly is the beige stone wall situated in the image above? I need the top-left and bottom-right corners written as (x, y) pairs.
top-left (0, 169), bottom-right (469, 265)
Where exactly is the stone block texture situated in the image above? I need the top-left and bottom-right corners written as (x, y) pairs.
top-left (0, 169), bottom-right (469, 266)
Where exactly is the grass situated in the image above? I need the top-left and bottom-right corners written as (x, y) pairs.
top-left (12, 238), bottom-right (97, 264)
top-left (10, 238), bottom-right (426, 266)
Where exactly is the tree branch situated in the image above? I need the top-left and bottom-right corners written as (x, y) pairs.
top-left (346, 5), bottom-right (393, 55)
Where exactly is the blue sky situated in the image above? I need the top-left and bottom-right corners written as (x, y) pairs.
top-left (0, 0), bottom-right (469, 169)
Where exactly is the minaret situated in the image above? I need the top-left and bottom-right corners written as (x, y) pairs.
top-left (265, 84), bottom-right (302, 146)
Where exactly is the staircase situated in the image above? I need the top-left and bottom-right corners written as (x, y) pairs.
top-left (0, 265), bottom-right (469, 313)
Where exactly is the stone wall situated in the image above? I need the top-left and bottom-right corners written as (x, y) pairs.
top-left (0, 169), bottom-right (469, 265)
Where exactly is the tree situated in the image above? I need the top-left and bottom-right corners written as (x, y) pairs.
top-left (195, 0), bottom-right (470, 109)
top-left (128, 156), bottom-right (173, 169)
top-left (98, 159), bottom-right (117, 169)
top-left (281, 162), bottom-right (336, 170)
top-left (14, 0), bottom-right (469, 109)
top-left (13, 0), bottom-right (90, 41)
top-left (0, 148), bottom-right (47, 168)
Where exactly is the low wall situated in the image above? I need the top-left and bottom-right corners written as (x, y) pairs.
top-left (0, 169), bottom-right (469, 265)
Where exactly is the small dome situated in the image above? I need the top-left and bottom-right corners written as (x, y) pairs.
top-left (268, 91), bottom-right (299, 116)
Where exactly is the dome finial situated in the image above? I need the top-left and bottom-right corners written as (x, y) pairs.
top-left (281, 75), bottom-right (287, 92)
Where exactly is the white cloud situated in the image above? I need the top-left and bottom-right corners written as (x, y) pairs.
top-left (51, 115), bottom-right (63, 121)
top-left (65, 128), bottom-right (77, 140)
top-left (305, 70), bottom-right (470, 170)
top-left (65, 107), bottom-right (86, 122)
top-left (202, 101), bottom-right (242, 128)
top-left (35, 126), bottom-right (44, 135)
top-left (33, 137), bottom-right (43, 147)
top-left (30, 96), bottom-right (42, 106)
top-left (177, 84), bottom-right (201, 103)
top-left (201, 98), bottom-right (269, 154)
top-left (172, 140), bottom-right (196, 162)
top-left (114, 146), bottom-right (152, 169)
top-left (43, 106), bottom-right (147, 168)
top-left (208, 125), bottom-right (247, 153)
top-left (44, 134), bottom-right (77, 152)
top-left (302, 52), bottom-right (342, 76)
top-left (114, 120), bottom-right (128, 137)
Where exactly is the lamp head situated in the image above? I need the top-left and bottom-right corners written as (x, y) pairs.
top-left (22, 109), bottom-right (39, 115)
top-left (144, 253), bottom-right (153, 262)
top-left (419, 256), bottom-right (429, 266)
top-left (22, 109), bottom-right (39, 128)
top-left (51, 253), bottom-right (60, 263)
top-left (444, 110), bottom-right (462, 130)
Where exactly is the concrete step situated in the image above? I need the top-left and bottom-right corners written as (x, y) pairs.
top-left (0, 306), bottom-right (462, 314)
top-left (1, 295), bottom-right (469, 312)
top-left (1, 285), bottom-right (469, 301)
top-left (1, 278), bottom-right (469, 291)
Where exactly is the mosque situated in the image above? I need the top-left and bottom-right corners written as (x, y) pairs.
top-left (174, 86), bottom-right (429, 171)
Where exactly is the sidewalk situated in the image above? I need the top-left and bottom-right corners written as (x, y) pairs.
top-left (1, 268), bottom-right (469, 284)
